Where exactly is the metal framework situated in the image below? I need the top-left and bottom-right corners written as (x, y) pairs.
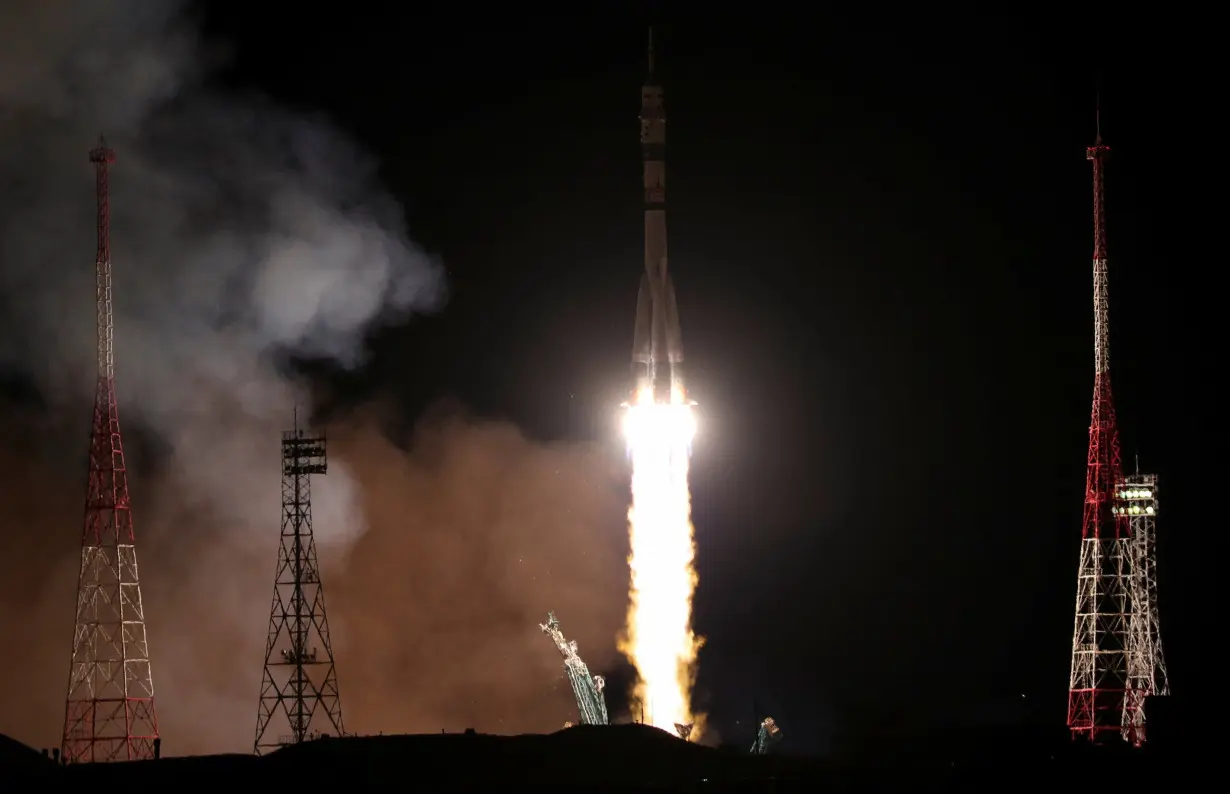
top-left (61, 138), bottom-right (160, 764)
top-left (750, 717), bottom-right (781, 755)
top-left (253, 414), bottom-right (345, 755)
top-left (1118, 471), bottom-right (1170, 741)
top-left (540, 612), bottom-right (608, 726)
top-left (1066, 125), bottom-right (1147, 744)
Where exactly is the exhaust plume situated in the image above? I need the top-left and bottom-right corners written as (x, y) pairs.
top-left (0, 0), bottom-right (627, 754)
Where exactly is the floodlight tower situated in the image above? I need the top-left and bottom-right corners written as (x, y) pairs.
top-left (1066, 123), bottom-right (1143, 743)
top-left (253, 412), bottom-right (345, 755)
top-left (1118, 470), bottom-right (1170, 741)
top-left (61, 138), bottom-right (160, 763)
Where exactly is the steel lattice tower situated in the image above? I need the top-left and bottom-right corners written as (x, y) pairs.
top-left (1066, 123), bottom-right (1143, 744)
top-left (253, 413), bottom-right (345, 755)
top-left (1118, 470), bottom-right (1170, 741)
top-left (540, 611), bottom-right (609, 726)
top-left (61, 138), bottom-right (160, 763)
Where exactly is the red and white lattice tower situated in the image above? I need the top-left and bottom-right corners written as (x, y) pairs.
top-left (1066, 119), bottom-right (1145, 745)
top-left (61, 138), bottom-right (160, 763)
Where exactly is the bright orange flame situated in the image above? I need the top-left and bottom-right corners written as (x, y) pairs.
top-left (618, 389), bottom-right (703, 738)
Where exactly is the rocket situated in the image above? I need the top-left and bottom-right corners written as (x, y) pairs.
top-left (631, 28), bottom-right (686, 405)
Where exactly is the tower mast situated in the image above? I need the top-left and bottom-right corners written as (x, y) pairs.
top-left (254, 411), bottom-right (345, 755)
top-left (62, 137), bottom-right (160, 763)
top-left (1066, 122), bottom-right (1141, 743)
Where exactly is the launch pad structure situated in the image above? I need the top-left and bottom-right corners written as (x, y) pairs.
top-left (541, 612), bottom-right (609, 727)
top-left (751, 717), bottom-right (782, 755)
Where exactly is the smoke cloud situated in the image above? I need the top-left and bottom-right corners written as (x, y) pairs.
top-left (0, 0), bottom-right (628, 754)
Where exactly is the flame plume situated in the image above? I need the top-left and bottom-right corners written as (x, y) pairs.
top-left (618, 387), bottom-right (703, 737)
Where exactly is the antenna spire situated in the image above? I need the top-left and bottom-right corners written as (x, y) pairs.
top-left (1095, 77), bottom-right (1102, 145)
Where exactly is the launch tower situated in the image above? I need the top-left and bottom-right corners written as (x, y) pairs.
top-left (61, 138), bottom-right (160, 764)
top-left (540, 612), bottom-right (609, 726)
top-left (253, 413), bottom-right (345, 754)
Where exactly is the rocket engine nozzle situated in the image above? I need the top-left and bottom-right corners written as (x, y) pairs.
top-left (630, 362), bottom-right (687, 407)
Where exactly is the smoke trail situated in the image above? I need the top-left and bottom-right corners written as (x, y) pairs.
top-left (0, 1), bottom-right (628, 753)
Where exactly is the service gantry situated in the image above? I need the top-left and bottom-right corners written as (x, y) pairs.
top-left (750, 717), bottom-right (781, 755)
top-left (61, 138), bottom-right (160, 764)
top-left (540, 611), bottom-right (609, 726)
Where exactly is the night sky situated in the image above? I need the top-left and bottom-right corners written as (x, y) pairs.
top-left (1, 6), bottom-right (1209, 756)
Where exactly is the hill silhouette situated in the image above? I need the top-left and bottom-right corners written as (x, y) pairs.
top-left (0, 715), bottom-right (1196, 790)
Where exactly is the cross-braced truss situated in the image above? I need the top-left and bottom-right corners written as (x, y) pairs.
top-left (253, 420), bottom-right (345, 755)
top-left (1118, 474), bottom-right (1170, 742)
top-left (62, 139), bottom-right (159, 764)
top-left (541, 611), bottom-right (609, 726)
top-left (1068, 533), bottom-right (1134, 742)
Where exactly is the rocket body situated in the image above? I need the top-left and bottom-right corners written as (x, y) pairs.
top-left (632, 47), bottom-right (685, 404)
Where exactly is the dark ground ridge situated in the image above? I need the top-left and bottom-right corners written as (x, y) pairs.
top-left (0, 717), bottom-right (1202, 790)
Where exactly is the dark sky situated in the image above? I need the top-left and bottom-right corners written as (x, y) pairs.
top-left (2, 6), bottom-right (1207, 755)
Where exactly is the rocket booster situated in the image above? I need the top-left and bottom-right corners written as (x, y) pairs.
top-left (631, 28), bottom-right (685, 405)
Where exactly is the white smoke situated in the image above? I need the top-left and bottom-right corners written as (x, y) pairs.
top-left (0, 0), bottom-right (445, 547)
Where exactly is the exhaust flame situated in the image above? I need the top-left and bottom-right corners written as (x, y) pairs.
top-left (619, 387), bottom-right (703, 738)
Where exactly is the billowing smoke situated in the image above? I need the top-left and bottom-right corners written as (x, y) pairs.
top-left (0, 0), bottom-right (627, 754)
